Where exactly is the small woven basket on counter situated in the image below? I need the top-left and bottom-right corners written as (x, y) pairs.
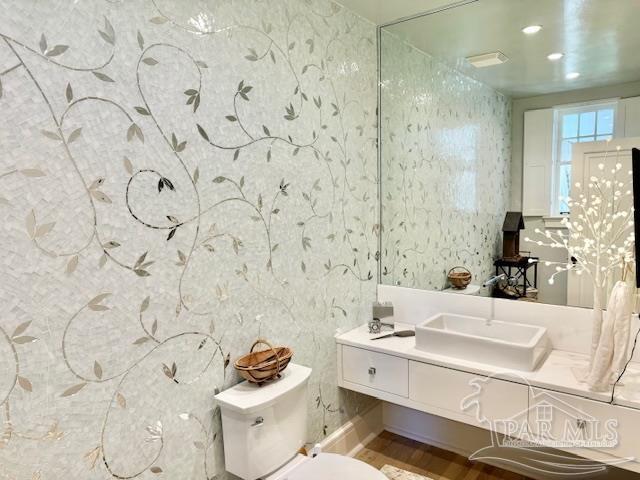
top-left (447, 266), bottom-right (472, 289)
top-left (234, 339), bottom-right (293, 385)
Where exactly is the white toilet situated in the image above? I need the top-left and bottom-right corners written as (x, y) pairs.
top-left (215, 363), bottom-right (387, 480)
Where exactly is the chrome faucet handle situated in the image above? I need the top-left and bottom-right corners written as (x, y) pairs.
top-left (483, 274), bottom-right (506, 287)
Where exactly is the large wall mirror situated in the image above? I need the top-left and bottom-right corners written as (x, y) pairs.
top-left (379, 0), bottom-right (640, 309)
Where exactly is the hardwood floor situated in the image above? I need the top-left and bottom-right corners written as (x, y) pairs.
top-left (356, 431), bottom-right (533, 480)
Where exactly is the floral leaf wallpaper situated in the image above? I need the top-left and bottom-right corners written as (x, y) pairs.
top-left (380, 34), bottom-right (512, 291)
top-left (0, 0), bottom-right (378, 478)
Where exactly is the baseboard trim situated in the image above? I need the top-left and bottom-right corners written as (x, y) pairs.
top-left (321, 401), bottom-right (384, 457)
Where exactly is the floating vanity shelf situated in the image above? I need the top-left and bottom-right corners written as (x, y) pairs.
top-left (336, 322), bottom-right (640, 473)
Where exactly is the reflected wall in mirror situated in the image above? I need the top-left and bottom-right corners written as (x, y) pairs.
top-left (379, 0), bottom-right (640, 308)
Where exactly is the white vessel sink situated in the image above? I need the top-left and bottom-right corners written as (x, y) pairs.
top-left (415, 313), bottom-right (550, 371)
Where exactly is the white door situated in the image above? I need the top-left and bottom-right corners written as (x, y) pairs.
top-left (566, 138), bottom-right (639, 308)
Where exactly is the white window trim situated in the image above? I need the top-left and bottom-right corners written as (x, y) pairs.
top-left (550, 98), bottom-right (620, 217)
top-left (541, 216), bottom-right (568, 229)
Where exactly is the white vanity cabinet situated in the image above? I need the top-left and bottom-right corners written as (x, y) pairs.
top-left (528, 387), bottom-right (640, 466)
top-left (342, 346), bottom-right (409, 397)
top-left (336, 335), bottom-right (640, 474)
top-left (338, 344), bottom-right (529, 433)
top-left (409, 361), bottom-right (529, 435)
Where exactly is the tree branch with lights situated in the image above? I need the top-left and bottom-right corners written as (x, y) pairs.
top-left (526, 150), bottom-right (635, 388)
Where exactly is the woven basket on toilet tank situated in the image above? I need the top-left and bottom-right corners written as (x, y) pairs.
top-left (234, 339), bottom-right (293, 385)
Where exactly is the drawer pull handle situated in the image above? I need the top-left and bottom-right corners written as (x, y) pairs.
top-left (368, 367), bottom-right (376, 375)
top-left (576, 419), bottom-right (587, 430)
top-left (251, 416), bottom-right (264, 427)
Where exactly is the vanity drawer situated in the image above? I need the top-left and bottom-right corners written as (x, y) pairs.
top-left (342, 346), bottom-right (408, 397)
top-left (529, 388), bottom-right (640, 462)
top-left (409, 361), bottom-right (528, 433)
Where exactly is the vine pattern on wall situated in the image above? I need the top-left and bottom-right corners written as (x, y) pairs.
top-left (380, 34), bottom-right (511, 291)
top-left (0, 1), bottom-right (377, 478)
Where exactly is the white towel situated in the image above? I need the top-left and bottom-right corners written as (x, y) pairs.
top-left (571, 297), bottom-right (603, 384)
top-left (586, 280), bottom-right (634, 391)
top-left (586, 307), bottom-right (616, 391)
top-left (609, 280), bottom-right (634, 382)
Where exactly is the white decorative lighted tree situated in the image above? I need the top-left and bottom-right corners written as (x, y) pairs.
top-left (525, 153), bottom-right (635, 381)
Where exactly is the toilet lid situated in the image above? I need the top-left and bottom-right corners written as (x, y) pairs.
top-left (284, 453), bottom-right (387, 480)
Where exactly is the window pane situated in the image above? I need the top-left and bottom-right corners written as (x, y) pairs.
top-left (558, 164), bottom-right (572, 214)
top-left (561, 139), bottom-right (574, 162)
top-left (554, 103), bottom-right (616, 215)
top-left (562, 114), bottom-right (579, 138)
top-left (579, 111), bottom-right (596, 136)
top-left (597, 109), bottom-right (614, 135)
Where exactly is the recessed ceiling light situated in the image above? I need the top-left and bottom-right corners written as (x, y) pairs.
top-left (547, 52), bottom-right (564, 61)
top-left (566, 72), bottom-right (580, 80)
top-left (522, 25), bottom-right (542, 35)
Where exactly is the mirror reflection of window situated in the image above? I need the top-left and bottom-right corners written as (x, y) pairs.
top-left (554, 103), bottom-right (617, 214)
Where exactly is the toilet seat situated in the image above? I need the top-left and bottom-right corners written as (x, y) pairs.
top-left (280, 453), bottom-right (387, 480)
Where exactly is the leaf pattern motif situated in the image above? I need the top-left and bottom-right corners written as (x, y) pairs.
top-left (45, 45), bottom-right (68, 57)
top-left (93, 361), bottom-right (103, 379)
top-left (0, 1), bottom-right (379, 477)
top-left (92, 71), bottom-right (115, 83)
top-left (12, 321), bottom-right (32, 338)
top-left (18, 376), bottom-right (33, 392)
top-left (66, 255), bottom-right (79, 274)
top-left (61, 382), bottom-right (88, 398)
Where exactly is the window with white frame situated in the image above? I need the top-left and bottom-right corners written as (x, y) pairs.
top-left (553, 102), bottom-right (617, 214)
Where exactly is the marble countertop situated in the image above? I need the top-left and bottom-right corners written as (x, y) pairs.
top-left (336, 323), bottom-right (640, 410)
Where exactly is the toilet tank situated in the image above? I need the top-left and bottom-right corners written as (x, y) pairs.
top-left (215, 363), bottom-right (312, 480)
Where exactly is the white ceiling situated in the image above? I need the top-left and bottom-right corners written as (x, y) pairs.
top-left (338, 0), bottom-right (456, 25)
top-left (341, 0), bottom-right (640, 98)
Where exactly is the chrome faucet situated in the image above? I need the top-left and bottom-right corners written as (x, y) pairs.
top-left (487, 299), bottom-right (495, 326)
top-left (483, 274), bottom-right (518, 288)
top-left (483, 275), bottom-right (507, 327)
top-left (483, 274), bottom-right (506, 287)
